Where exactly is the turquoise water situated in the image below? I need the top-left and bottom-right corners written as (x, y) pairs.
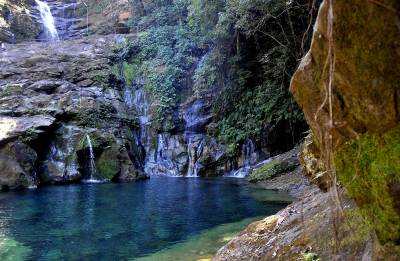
top-left (0, 177), bottom-right (292, 260)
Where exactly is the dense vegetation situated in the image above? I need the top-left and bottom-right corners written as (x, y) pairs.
top-left (111, 0), bottom-right (317, 156)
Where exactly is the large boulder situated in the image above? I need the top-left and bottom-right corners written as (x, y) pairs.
top-left (0, 142), bottom-right (37, 190)
top-left (291, 0), bottom-right (400, 245)
top-left (96, 144), bottom-right (144, 182)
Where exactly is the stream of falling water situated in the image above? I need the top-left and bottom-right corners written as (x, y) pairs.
top-left (35, 0), bottom-right (59, 41)
top-left (82, 134), bottom-right (104, 183)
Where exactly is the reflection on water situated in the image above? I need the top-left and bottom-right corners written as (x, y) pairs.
top-left (0, 177), bottom-right (291, 260)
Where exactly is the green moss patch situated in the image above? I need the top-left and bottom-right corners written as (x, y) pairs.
top-left (248, 160), bottom-right (297, 183)
top-left (96, 159), bottom-right (119, 180)
top-left (335, 126), bottom-right (400, 243)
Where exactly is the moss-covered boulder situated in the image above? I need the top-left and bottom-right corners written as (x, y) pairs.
top-left (248, 160), bottom-right (297, 183)
top-left (290, 0), bottom-right (400, 246)
top-left (335, 126), bottom-right (400, 243)
top-left (96, 144), bottom-right (143, 182)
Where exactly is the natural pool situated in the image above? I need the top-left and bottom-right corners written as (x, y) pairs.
top-left (0, 177), bottom-right (293, 260)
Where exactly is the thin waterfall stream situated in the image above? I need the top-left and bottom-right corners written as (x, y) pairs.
top-left (81, 134), bottom-right (104, 183)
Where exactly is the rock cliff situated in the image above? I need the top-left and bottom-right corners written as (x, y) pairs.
top-left (0, 36), bottom-right (146, 189)
top-left (215, 0), bottom-right (400, 259)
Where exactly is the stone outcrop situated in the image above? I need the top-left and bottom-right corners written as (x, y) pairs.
top-left (0, 35), bottom-right (146, 189)
top-left (0, 142), bottom-right (37, 190)
top-left (290, 0), bottom-right (400, 248)
top-left (0, 0), bottom-right (40, 43)
top-left (214, 187), bottom-right (400, 261)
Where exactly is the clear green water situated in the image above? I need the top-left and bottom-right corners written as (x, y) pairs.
top-left (0, 177), bottom-right (292, 260)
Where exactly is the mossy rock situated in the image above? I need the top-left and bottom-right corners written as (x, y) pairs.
top-left (291, 0), bottom-right (400, 156)
top-left (290, 0), bottom-right (400, 247)
top-left (248, 160), bottom-right (297, 183)
top-left (335, 126), bottom-right (400, 243)
top-left (95, 146), bottom-right (121, 180)
top-left (0, 1), bottom-right (40, 43)
top-left (96, 159), bottom-right (119, 180)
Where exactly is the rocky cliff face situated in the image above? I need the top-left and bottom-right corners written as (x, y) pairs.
top-left (0, 36), bottom-right (147, 189)
top-left (291, 0), bottom-right (400, 250)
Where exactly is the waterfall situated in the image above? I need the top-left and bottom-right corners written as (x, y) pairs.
top-left (133, 89), bottom-right (150, 147)
top-left (224, 139), bottom-right (258, 178)
top-left (35, 0), bottom-right (59, 41)
top-left (184, 101), bottom-right (208, 177)
top-left (242, 139), bottom-right (256, 167)
top-left (82, 134), bottom-right (104, 183)
top-left (186, 135), bottom-right (205, 177)
top-left (157, 133), bottom-right (164, 159)
top-left (86, 134), bottom-right (96, 179)
top-left (196, 51), bottom-right (209, 71)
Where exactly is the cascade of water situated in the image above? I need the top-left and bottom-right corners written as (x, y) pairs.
top-left (224, 139), bottom-right (258, 178)
top-left (86, 134), bottom-right (96, 179)
top-left (184, 100), bottom-right (209, 177)
top-left (87, 134), bottom-right (95, 175)
top-left (187, 135), bottom-right (205, 177)
top-left (133, 89), bottom-right (150, 147)
top-left (196, 51), bottom-right (209, 71)
top-left (35, 0), bottom-right (59, 41)
top-left (184, 100), bottom-right (206, 132)
top-left (82, 134), bottom-right (103, 183)
top-left (157, 134), bottom-right (164, 159)
top-left (243, 139), bottom-right (256, 167)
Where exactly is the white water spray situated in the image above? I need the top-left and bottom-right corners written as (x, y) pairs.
top-left (35, 0), bottom-right (59, 41)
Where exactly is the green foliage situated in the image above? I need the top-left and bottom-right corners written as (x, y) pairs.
top-left (112, 61), bottom-right (139, 86)
top-left (18, 128), bottom-right (38, 143)
top-left (303, 252), bottom-right (321, 261)
top-left (0, 83), bottom-right (22, 97)
top-left (77, 134), bottom-right (99, 151)
top-left (115, 4), bottom-right (201, 131)
top-left (208, 0), bottom-right (309, 155)
top-left (335, 126), bottom-right (400, 243)
top-left (108, 0), bottom-right (310, 142)
top-left (248, 159), bottom-right (297, 183)
top-left (188, 0), bottom-right (225, 40)
top-left (76, 111), bottom-right (100, 128)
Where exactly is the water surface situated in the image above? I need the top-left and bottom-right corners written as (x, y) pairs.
top-left (0, 177), bottom-right (292, 260)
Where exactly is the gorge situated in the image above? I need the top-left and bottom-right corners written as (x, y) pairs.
top-left (0, 0), bottom-right (399, 260)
